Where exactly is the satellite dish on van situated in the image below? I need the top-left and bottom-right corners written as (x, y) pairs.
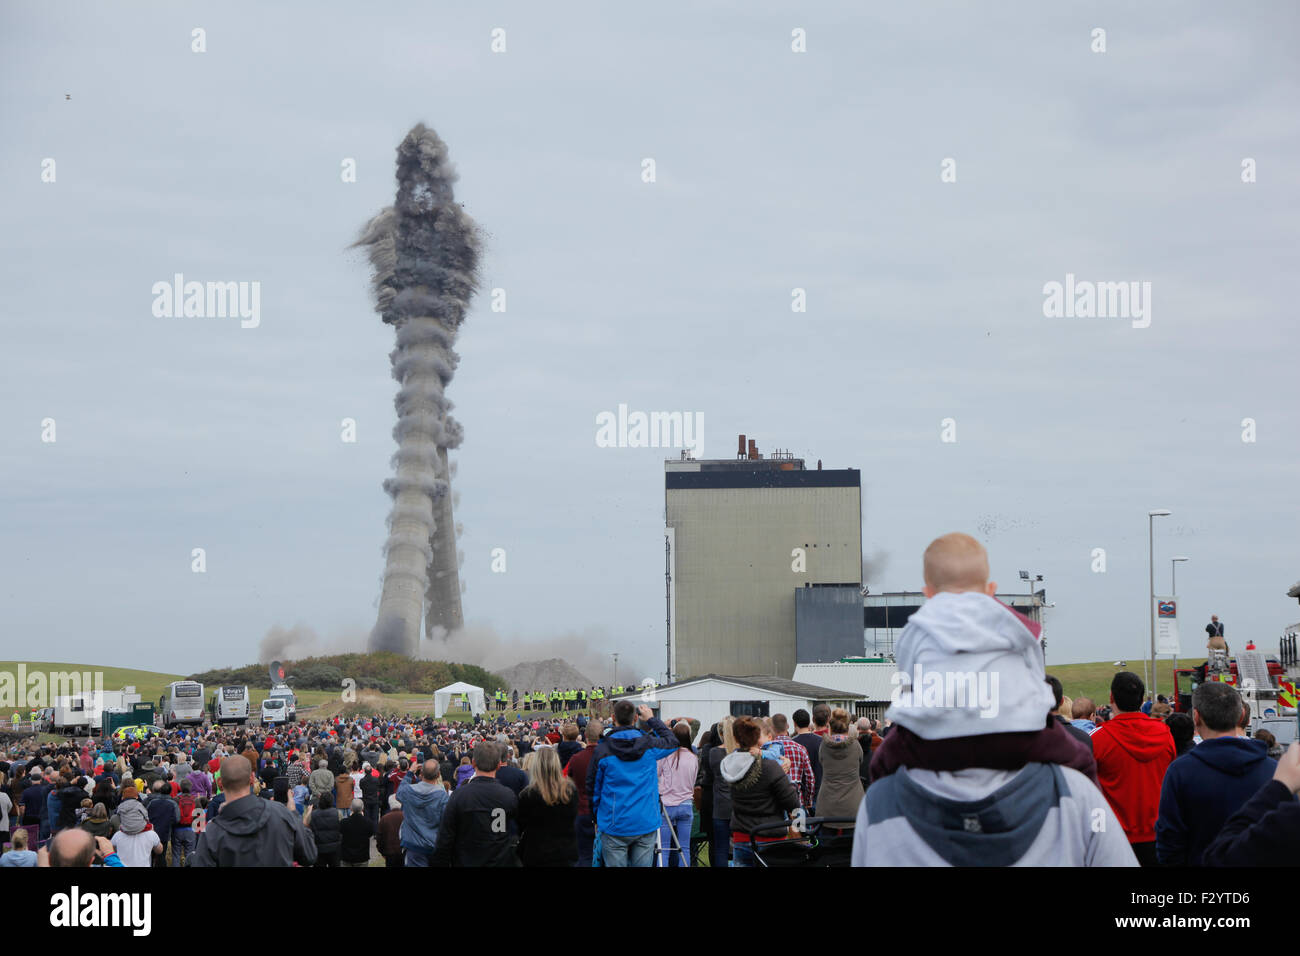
top-left (269, 661), bottom-right (285, 685)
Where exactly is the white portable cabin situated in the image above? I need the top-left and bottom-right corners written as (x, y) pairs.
top-left (54, 687), bottom-right (141, 733)
top-left (609, 674), bottom-right (860, 741)
top-left (793, 660), bottom-right (899, 720)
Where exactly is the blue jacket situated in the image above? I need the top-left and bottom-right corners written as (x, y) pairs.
top-left (397, 778), bottom-right (448, 851)
top-left (1156, 736), bottom-right (1275, 866)
top-left (587, 717), bottom-right (678, 837)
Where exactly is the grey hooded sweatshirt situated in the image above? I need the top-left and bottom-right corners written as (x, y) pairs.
top-left (855, 590), bottom-right (1136, 866)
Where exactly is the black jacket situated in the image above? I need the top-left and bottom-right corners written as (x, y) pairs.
top-left (495, 764), bottom-right (528, 797)
top-left (191, 794), bottom-right (317, 867)
top-left (702, 745), bottom-right (732, 820)
top-left (1203, 780), bottom-right (1300, 866)
top-left (792, 733), bottom-right (824, 796)
top-left (360, 773), bottom-right (382, 806)
top-left (516, 786), bottom-right (578, 866)
top-left (339, 812), bottom-right (374, 864)
top-left (309, 808), bottom-right (342, 856)
top-left (327, 749), bottom-right (345, 776)
top-left (429, 776), bottom-right (519, 867)
top-left (1055, 714), bottom-right (1094, 752)
top-left (57, 786), bottom-right (85, 829)
top-left (556, 741), bottom-right (583, 769)
top-left (723, 753), bottom-right (800, 836)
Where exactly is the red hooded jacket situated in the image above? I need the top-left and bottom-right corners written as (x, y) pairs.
top-left (1091, 712), bottom-right (1175, 843)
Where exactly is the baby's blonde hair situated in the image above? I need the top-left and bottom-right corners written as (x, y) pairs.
top-left (923, 533), bottom-right (990, 592)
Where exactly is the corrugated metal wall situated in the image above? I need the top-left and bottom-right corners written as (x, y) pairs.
top-left (795, 585), bottom-right (866, 662)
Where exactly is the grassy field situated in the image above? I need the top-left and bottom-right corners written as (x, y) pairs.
top-left (0, 661), bottom-right (186, 710)
top-left (1, 658), bottom-right (1192, 725)
top-left (0, 662), bottom-right (479, 721)
top-left (1044, 659), bottom-right (1189, 706)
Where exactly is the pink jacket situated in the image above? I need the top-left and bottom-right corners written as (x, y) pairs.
top-left (656, 748), bottom-right (698, 806)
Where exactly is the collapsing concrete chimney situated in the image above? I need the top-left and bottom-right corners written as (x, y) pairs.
top-left (425, 446), bottom-right (463, 638)
top-left (354, 124), bottom-right (480, 655)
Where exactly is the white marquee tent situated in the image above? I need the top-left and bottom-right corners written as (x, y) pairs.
top-left (433, 681), bottom-right (487, 718)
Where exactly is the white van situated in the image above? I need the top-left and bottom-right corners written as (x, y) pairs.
top-left (159, 681), bottom-right (205, 728)
top-left (267, 686), bottom-right (297, 722)
top-left (260, 696), bottom-right (288, 725)
top-left (211, 685), bottom-right (250, 725)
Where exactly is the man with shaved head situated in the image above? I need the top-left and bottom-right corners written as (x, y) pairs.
top-left (191, 755), bottom-right (316, 867)
top-left (45, 828), bottom-right (122, 867)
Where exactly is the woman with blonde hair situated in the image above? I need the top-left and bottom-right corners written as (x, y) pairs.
top-left (0, 827), bottom-right (37, 867)
top-left (516, 746), bottom-right (578, 866)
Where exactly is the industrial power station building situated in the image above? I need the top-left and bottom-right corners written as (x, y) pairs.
top-left (664, 436), bottom-right (861, 681)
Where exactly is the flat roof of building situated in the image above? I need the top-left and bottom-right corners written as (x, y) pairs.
top-left (611, 673), bottom-right (860, 701)
top-left (666, 468), bottom-right (859, 490)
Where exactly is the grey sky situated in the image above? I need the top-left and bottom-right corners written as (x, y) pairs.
top-left (2, 2), bottom-right (1297, 680)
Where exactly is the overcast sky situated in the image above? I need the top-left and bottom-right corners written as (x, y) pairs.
top-left (2, 2), bottom-right (1297, 682)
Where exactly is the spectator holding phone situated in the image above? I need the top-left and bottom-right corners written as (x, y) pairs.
top-left (587, 703), bottom-right (678, 867)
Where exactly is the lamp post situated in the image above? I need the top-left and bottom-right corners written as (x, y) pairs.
top-left (1019, 570), bottom-right (1046, 658)
top-left (1171, 557), bottom-right (1188, 672)
top-left (1148, 510), bottom-right (1171, 700)
top-left (1171, 556), bottom-right (1188, 595)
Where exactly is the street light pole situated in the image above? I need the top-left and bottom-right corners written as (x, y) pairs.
top-left (612, 653), bottom-right (619, 690)
top-left (1148, 510), bottom-right (1171, 700)
top-left (1171, 556), bottom-right (1188, 596)
top-left (1171, 557), bottom-right (1188, 674)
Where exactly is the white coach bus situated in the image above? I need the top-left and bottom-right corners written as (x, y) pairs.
top-left (210, 684), bottom-right (250, 724)
top-left (159, 680), bottom-right (205, 728)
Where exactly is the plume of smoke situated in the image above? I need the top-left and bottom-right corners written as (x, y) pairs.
top-left (421, 624), bottom-right (648, 688)
top-left (257, 622), bottom-right (647, 690)
top-left (861, 549), bottom-right (890, 586)
top-left (257, 624), bottom-right (358, 664)
top-left (354, 124), bottom-right (481, 655)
